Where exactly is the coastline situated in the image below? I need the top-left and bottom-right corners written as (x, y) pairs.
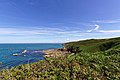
top-left (0, 43), bottom-right (62, 69)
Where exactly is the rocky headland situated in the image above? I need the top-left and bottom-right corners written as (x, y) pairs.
top-left (43, 48), bottom-right (68, 57)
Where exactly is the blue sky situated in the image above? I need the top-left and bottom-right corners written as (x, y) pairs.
top-left (0, 0), bottom-right (120, 43)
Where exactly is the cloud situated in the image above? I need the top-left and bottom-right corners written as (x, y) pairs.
top-left (94, 24), bottom-right (99, 30)
top-left (0, 27), bottom-right (59, 36)
top-left (99, 30), bottom-right (120, 33)
top-left (0, 24), bottom-right (119, 43)
top-left (93, 19), bottom-right (120, 24)
top-left (26, 0), bottom-right (36, 5)
top-left (0, 27), bottom-right (83, 37)
top-left (87, 24), bottom-right (100, 32)
top-left (87, 24), bottom-right (120, 33)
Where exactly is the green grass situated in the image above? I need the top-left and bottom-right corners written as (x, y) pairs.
top-left (64, 37), bottom-right (120, 52)
top-left (0, 37), bottom-right (120, 80)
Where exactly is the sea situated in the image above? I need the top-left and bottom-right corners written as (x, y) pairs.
top-left (0, 43), bottom-right (62, 69)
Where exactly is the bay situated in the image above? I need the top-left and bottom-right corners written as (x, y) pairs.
top-left (0, 43), bottom-right (62, 69)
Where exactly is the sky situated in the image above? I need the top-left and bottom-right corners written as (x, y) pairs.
top-left (0, 0), bottom-right (120, 43)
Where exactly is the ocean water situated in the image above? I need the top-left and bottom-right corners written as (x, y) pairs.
top-left (0, 43), bottom-right (62, 69)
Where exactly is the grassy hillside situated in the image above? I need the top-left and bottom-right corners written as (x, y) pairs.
top-left (64, 37), bottom-right (120, 52)
top-left (0, 37), bottom-right (120, 80)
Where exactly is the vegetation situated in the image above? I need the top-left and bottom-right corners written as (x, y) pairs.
top-left (64, 37), bottom-right (120, 52)
top-left (0, 37), bottom-right (120, 80)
